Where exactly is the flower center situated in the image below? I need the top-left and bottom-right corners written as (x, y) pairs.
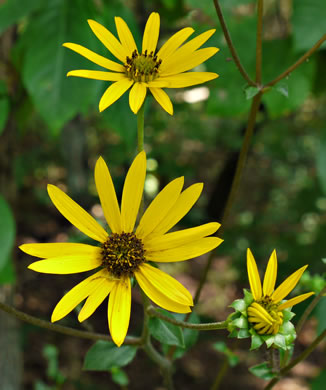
top-left (124, 50), bottom-right (162, 82)
top-left (101, 232), bottom-right (146, 278)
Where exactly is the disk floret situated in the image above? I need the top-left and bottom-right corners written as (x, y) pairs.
top-left (125, 50), bottom-right (162, 82)
top-left (101, 232), bottom-right (146, 278)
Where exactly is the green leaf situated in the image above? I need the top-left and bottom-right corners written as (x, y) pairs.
top-left (0, 0), bottom-right (45, 34)
top-left (18, 0), bottom-right (100, 134)
top-left (0, 257), bottom-right (16, 285)
top-left (311, 369), bottom-right (326, 390)
top-left (213, 341), bottom-right (239, 367)
top-left (250, 334), bottom-right (264, 350)
top-left (149, 309), bottom-right (185, 348)
top-left (230, 299), bottom-right (246, 312)
top-left (83, 341), bottom-right (138, 371)
top-left (244, 86), bottom-right (261, 100)
top-left (110, 367), bottom-right (129, 386)
top-left (249, 362), bottom-right (278, 380)
top-left (0, 195), bottom-right (15, 271)
top-left (292, 0), bottom-right (326, 52)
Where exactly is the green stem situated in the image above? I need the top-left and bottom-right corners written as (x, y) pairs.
top-left (296, 286), bottom-right (326, 336)
top-left (265, 34), bottom-right (326, 88)
top-left (210, 357), bottom-right (229, 390)
top-left (264, 329), bottom-right (326, 390)
top-left (137, 102), bottom-right (145, 153)
top-left (213, 0), bottom-right (256, 87)
top-left (147, 306), bottom-right (228, 330)
top-left (0, 300), bottom-right (141, 345)
top-left (256, 0), bottom-right (264, 84)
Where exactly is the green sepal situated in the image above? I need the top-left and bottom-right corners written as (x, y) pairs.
top-left (264, 335), bottom-right (276, 349)
top-left (238, 329), bottom-right (250, 338)
top-left (231, 315), bottom-right (248, 329)
top-left (229, 299), bottom-right (246, 313)
top-left (250, 334), bottom-right (264, 350)
top-left (243, 289), bottom-right (254, 306)
top-left (274, 334), bottom-right (286, 350)
top-left (228, 329), bottom-right (239, 338)
top-left (282, 308), bottom-right (295, 322)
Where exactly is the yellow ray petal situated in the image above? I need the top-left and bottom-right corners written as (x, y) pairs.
top-left (47, 184), bottom-right (108, 243)
top-left (129, 82), bottom-right (147, 114)
top-left (19, 243), bottom-right (100, 259)
top-left (28, 255), bottom-right (102, 274)
top-left (136, 177), bottom-right (184, 240)
top-left (272, 265), bottom-right (309, 303)
top-left (148, 183), bottom-right (203, 237)
top-left (87, 19), bottom-right (129, 62)
top-left (149, 87), bottom-right (173, 115)
top-left (278, 292), bottom-right (315, 310)
top-left (115, 16), bottom-right (138, 54)
top-left (161, 47), bottom-right (219, 76)
top-left (78, 277), bottom-right (115, 322)
top-left (246, 248), bottom-right (262, 301)
top-left (248, 303), bottom-right (273, 325)
top-left (146, 79), bottom-right (170, 88)
top-left (159, 72), bottom-right (218, 88)
top-left (253, 322), bottom-right (267, 330)
top-left (135, 265), bottom-right (192, 313)
top-left (142, 12), bottom-right (160, 54)
top-left (144, 222), bottom-right (220, 251)
top-left (157, 27), bottom-right (194, 61)
top-left (263, 249), bottom-right (278, 297)
top-left (67, 70), bottom-right (125, 81)
top-left (99, 78), bottom-right (133, 112)
top-left (146, 237), bottom-right (222, 262)
top-left (121, 151), bottom-right (146, 232)
top-left (108, 278), bottom-right (131, 347)
top-left (63, 43), bottom-right (124, 72)
top-left (95, 157), bottom-right (122, 234)
top-left (138, 263), bottom-right (193, 305)
top-left (51, 269), bottom-right (106, 322)
top-left (160, 29), bottom-right (216, 72)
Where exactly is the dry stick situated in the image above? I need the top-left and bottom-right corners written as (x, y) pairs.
top-left (265, 34), bottom-right (326, 88)
top-left (0, 300), bottom-right (141, 345)
top-left (213, 0), bottom-right (256, 87)
top-left (264, 329), bottom-right (326, 390)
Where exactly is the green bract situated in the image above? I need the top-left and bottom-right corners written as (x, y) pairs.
top-left (227, 290), bottom-right (296, 351)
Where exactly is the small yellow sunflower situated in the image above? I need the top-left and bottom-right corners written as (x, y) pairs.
top-left (20, 152), bottom-right (222, 346)
top-left (63, 12), bottom-right (219, 115)
top-left (246, 249), bottom-right (314, 335)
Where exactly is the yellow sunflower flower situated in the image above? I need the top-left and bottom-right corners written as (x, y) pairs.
top-left (20, 152), bottom-right (222, 346)
top-left (63, 12), bottom-right (219, 115)
top-left (246, 249), bottom-right (314, 335)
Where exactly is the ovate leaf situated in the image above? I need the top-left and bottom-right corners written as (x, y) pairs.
top-left (0, 195), bottom-right (15, 270)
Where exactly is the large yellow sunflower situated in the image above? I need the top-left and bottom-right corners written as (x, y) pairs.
top-left (246, 249), bottom-right (314, 335)
top-left (63, 12), bottom-right (219, 114)
top-left (20, 152), bottom-right (222, 346)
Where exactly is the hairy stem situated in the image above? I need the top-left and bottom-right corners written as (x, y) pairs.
top-left (213, 0), bottom-right (256, 86)
top-left (265, 34), bottom-right (326, 87)
top-left (264, 329), bottom-right (326, 390)
top-left (0, 300), bottom-right (141, 345)
top-left (147, 306), bottom-right (228, 330)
